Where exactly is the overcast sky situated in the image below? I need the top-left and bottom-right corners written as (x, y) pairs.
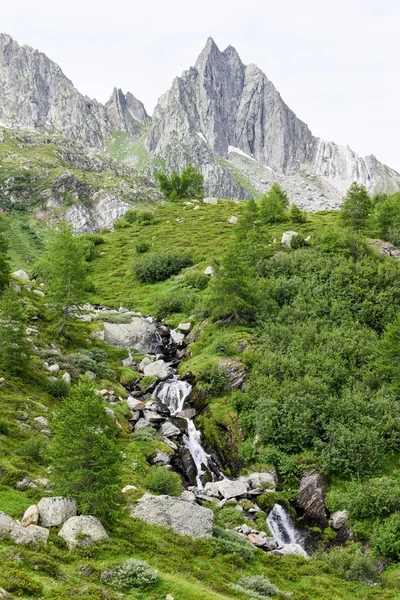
top-left (3, 0), bottom-right (399, 170)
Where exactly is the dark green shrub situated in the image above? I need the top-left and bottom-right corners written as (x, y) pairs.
top-left (17, 439), bottom-right (46, 464)
top-left (230, 574), bottom-right (282, 598)
top-left (184, 271), bottom-right (209, 290)
top-left (46, 379), bottom-right (70, 398)
top-left (124, 209), bottom-right (138, 224)
top-left (0, 417), bottom-right (12, 435)
top-left (135, 241), bottom-right (150, 254)
top-left (371, 512), bottom-right (400, 559)
top-left (156, 290), bottom-right (194, 317)
top-left (146, 467), bottom-right (182, 496)
top-left (313, 546), bottom-right (381, 584)
top-left (136, 211), bottom-right (155, 225)
top-left (114, 219), bottom-right (130, 229)
top-left (290, 233), bottom-right (308, 249)
top-left (0, 566), bottom-right (43, 596)
top-left (197, 364), bottom-right (228, 394)
top-left (133, 253), bottom-right (193, 283)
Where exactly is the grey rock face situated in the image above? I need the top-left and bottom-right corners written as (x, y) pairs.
top-left (0, 34), bottom-right (148, 148)
top-left (296, 470), bottom-right (328, 522)
top-left (132, 493), bottom-right (214, 538)
top-left (218, 359), bottom-right (247, 391)
top-left (38, 496), bottom-right (77, 527)
top-left (58, 515), bottom-right (109, 549)
top-left (103, 318), bottom-right (157, 353)
top-left (0, 511), bottom-right (37, 546)
top-left (105, 88), bottom-right (150, 134)
top-left (147, 37), bottom-right (400, 205)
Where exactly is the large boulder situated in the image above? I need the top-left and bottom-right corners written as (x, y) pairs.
top-left (218, 478), bottom-right (248, 499)
top-left (58, 515), bottom-right (109, 549)
top-left (132, 493), bottom-right (214, 538)
top-left (103, 318), bottom-right (157, 353)
top-left (159, 420), bottom-right (181, 438)
top-left (295, 470), bottom-right (328, 523)
top-left (38, 497), bottom-right (77, 527)
top-left (26, 524), bottom-right (49, 544)
top-left (143, 360), bottom-right (172, 381)
top-left (0, 511), bottom-right (37, 546)
top-left (247, 473), bottom-right (276, 491)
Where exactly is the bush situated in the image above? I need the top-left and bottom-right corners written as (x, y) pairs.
top-left (133, 253), bottom-right (193, 283)
top-left (213, 526), bottom-right (256, 562)
top-left (290, 233), bottom-right (308, 249)
top-left (371, 512), bottom-right (400, 559)
top-left (136, 211), bottom-right (155, 225)
top-left (0, 566), bottom-right (43, 596)
top-left (46, 379), bottom-right (70, 398)
top-left (0, 417), bottom-right (12, 435)
top-left (146, 467), bottom-right (182, 496)
top-left (313, 546), bottom-right (381, 584)
top-left (156, 290), bottom-right (194, 317)
top-left (18, 439), bottom-right (46, 464)
top-left (132, 428), bottom-right (157, 442)
top-left (184, 271), bottom-right (209, 290)
top-left (135, 241), bottom-right (150, 254)
top-left (106, 558), bottom-right (158, 591)
top-left (230, 574), bottom-right (282, 599)
top-left (197, 364), bottom-right (228, 394)
top-left (124, 209), bottom-right (138, 224)
top-left (114, 219), bottom-right (130, 229)
top-left (327, 477), bottom-right (400, 521)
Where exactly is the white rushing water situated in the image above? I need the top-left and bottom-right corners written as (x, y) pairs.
top-left (153, 378), bottom-right (212, 488)
top-left (267, 503), bottom-right (308, 558)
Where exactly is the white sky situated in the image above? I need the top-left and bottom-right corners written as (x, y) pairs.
top-left (2, 0), bottom-right (400, 170)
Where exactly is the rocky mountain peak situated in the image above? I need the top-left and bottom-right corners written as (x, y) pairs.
top-left (104, 87), bottom-right (150, 135)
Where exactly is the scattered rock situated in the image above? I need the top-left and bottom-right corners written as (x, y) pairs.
top-left (12, 269), bottom-right (30, 280)
top-left (203, 197), bottom-right (218, 205)
top-left (33, 289), bottom-right (45, 297)
top-left (133, 494), bottom-right (214, 538)
top-left (127, 397), bottom-right (146, 411)
top-left (26, 524), bottom-right (49, 544)
top-left (62, 372), bottom-right (71, 384)
top-left (204, 266), bottom-right (215, 276)
top-left (247, 473), bottom-right (275, 491)
top-left (22, 505), bottom-right (39, 527)
top-left (151, 451), bottom-right (171, 466)
top-left (34, 416), bottom-right (48, 427)
top-left (134, 418), bottom-right (153, 431)
top-left (177, 322), bottom-right (192, 333)
top-left (122, 485), bottom-right (137, 493)
top-left (158, 420), bottom-right (181, 438)
top-left (48, 363), bottom-right (60, 373)
top-left (281, 231), bottom-right (298, 248)
top-left (85, 370), bottom-right (96, 380)
top-left (58, 515), bottom-right (109, 549)
top-left (331, 510), bottom-right (349, 530)
top-left (38, 497), bottom-right (77, 527)
top-left (0, 511), bottom-right (36, 546)
top-left (227, 216), bottom-right (238, 224)
top-left (139, 356), bottom-right (154, 372)
top-left (15, 475), bottom-right (31, 490)
top-left (170, 329), bottom-right (185, 346)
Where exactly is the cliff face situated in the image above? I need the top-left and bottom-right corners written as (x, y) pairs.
top-left (0, 34), bottom-right (147, 148)
top-left (147, 38), bottom-right (400, 203)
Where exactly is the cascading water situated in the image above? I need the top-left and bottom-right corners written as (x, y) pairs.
top-left (267, 503), bottom-right (308, 558)
top-left (153, 378), bottom-right (212, 488)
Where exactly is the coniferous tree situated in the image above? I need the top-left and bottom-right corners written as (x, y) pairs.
top-left (207, 244), bottom-right (258, 325)
top-left (0, 286), bottom-right (31, 375)
top-left (259, 183), bottom-right (289, 224)
top-left (51, 377), bottom-right (122, 524)
top-left (376, 313), bottom-right (400, 393)
top-left (45, 222), bottom-right (88, 335)
top-left (0, 216), bottom-right (10, 294)
top-left (156, 163), bottom-right (204, 200)
top-left (237, 198), bottom-right (259, 237)
top-left (340, 182), bottom-right (372, 231)
top-left (289, 203), bottom-right (307, 223)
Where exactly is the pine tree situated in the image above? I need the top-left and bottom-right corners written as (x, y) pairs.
top-left (236, 198), bottom-right (259, 237)
top-left (156, 163), bottom-right (204, 200)
top-left (45, 222), bottom-right (88, 335)
top-left (0, 216), bottom-right (10, 294)
top-left (207, 244), bottom-right (258, 325)
top-left (376, 313), bottom-right (400, 393)
top-left (259, 183), bottom-right (289, 224)
top-left (51, 378), bottom-right (122, 524)
top-left (340, 182), bottom-right (372, 231)
top-left (289, 203), bottom-right (307, 223)
top-left (0, 286), bottom-right (31, 375)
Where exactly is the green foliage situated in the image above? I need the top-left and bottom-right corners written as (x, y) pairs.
top-left (340, 182), bottom-right (372, 231)
top-left (135, 240), bottom-right (150, 254)
top-left (207, 243), bottom-right (258, 325)
top-left (290, 232), bottom-right (308, 249)
top-left (213, 526), bottom-right (256, 562)
top-left (259, 183), bottom-right (289, 224)
top-left (0, 286), bottom-right (32, 375)
top-left (370, 193), bottom-right (400, 242)
top-left (183, 270), bottom-right (209, 290)
top-left (328, 477), bottom-right (400, 521)
top-left (371, 513), bottom-right (400, 559)
top-left (289, 204), bottom-right (307, 223)
top-left (230, 574), bottom-right (282, 599)
top-left (313, 546), bottom-right (381, 584)
top-left (156, 290), bottom-right (195, 317)
top-left (375, 312), bottom-right (400, 392)
top-left (133, 252), bottom-right (193, 283)
top-left (0, 417), bottom-right (12, 435)
top-left (17, 439), bottom-right (47, 464)
top-left (46, 379), bottom-right (70, 398)
top-left (146, 467), bottom-right (182, 496)
top-left (196, 364), bottom-right (228, 394)
top-left (0, 565), bottom-right (43, 596)
top-left (114, 219), bottom-right (130, 229)
top-left (68, 348), bottom-right (115, 379)
top-left (106, 558), bottom-right (158, 591)
top-left (156, 163), bottom-right (204, 201)
top-left (44, 222), bottom-right (89, 335)
top-left (51, 377), bottom-right (122, 524)
top-left (132, 427), bottom-right (157, 442)
top-left (0, 215), bottom-right (10, 293)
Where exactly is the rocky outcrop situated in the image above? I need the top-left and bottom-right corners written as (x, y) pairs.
top-left (58, 515), bottom-right (109, 549)
top-left (0, 33), bottom-right (148, 148)
top-left (103, 318), bottom-right (158, 353)
top-left (38, 496), bottom-right (77, 527)
top-left (147, 37), bottom-right (400, 205)
top-left (105, 88), bottom-right (150, 134)
top-left (295, 470), bottom-right (328, 524)
top-left (132, 493), bottom-right (214, 538)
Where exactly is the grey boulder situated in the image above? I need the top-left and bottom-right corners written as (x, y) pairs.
top-left (247, 473), bottom-right (276, 491)
top-left (0, 511), bottom-right (37, 546)
top-left (296, 470), bottom-right (327, 522)
top-left (143, 360), bottom-right (172, 381)
top-left (58, 515), bottom-right (109, 549)
top-left (38, 496), bottom-right (77, 527)
top-left (281, 231), bottom-right (298, 248)
top-left (26, 524), bottom-right (49, 544)
top-left (331, 510), bottom-right (349, 530)
top-left (104, 318), bottom-right (157, 353)
top-left (132, 493), bottom-right (214, 538)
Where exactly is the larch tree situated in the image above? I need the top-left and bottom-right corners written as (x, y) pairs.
top-left (0, 286), bottom-right (31, 375)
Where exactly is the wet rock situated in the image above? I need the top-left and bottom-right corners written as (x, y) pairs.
top-left (143, 359), bottom-right (172, 381)
top-left (38, 497), bottom-right (77, 527)
top-left (170, 329), bottom-right (185, 346)
top-left (58, 515), bottom-right (109, 549)
top-left (331, 510), bottom-right (349, 530)
top-left (142, 410), bottom-right (164, 423)
top-left (177, 408), bottom-right (196, 420)
top-left (296, 469), bottom-right (328, 523)
top-left (132, 493), bottom-right (214, 538)
top-left (159, 420), bottom-right (181, 438)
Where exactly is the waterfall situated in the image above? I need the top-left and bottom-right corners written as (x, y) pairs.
top-left (267, 503), bottom-right (308, 557)
top-left (153, 378), bottom-right (211, 488)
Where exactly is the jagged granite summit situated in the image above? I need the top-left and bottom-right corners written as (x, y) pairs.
top-left (147, 38), bottom-right (400, 207)
top-left (0, 33), bottom-right (147, 147)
